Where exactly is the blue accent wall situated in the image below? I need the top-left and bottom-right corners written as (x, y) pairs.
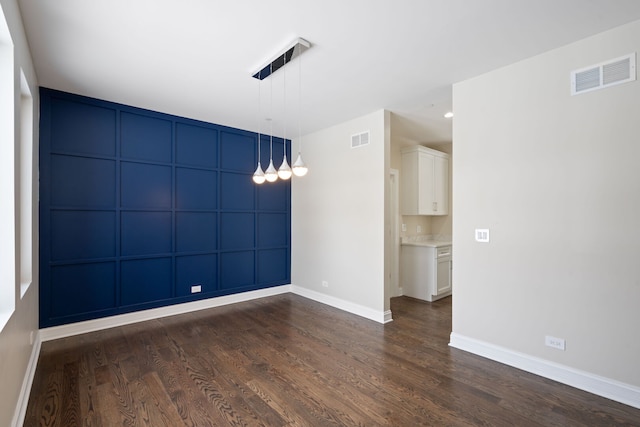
top-left (39, 88), bottom-right (291, 327)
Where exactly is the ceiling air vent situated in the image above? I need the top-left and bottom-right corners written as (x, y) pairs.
top-left (571, 53), bottom-right (636, 95)
top-left (351, 131), bottom-right (370, 148)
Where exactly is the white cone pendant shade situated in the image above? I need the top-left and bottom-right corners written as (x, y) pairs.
top-left (253, 162), bottom-right (266, 184)
top-left (292, 152), bottom-right (308, 177)
top-left (265, 159), bottom-right (278, 182)
top-left (278, 155), bottom-right (292, 180)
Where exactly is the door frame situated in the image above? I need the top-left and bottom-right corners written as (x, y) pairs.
top-left (389, 169), bottom-right (401, 297)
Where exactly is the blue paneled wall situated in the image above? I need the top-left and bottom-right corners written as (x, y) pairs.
top-left (39, 88), bottom-right (291, 327)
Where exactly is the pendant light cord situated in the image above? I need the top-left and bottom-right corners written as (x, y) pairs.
top-left (257, 75), bottom-right (261, 164)
top-left (283, 52), bottom-right (287, 158)
top-left (298, 47), bottom-right (302, 155)
top-left (270, 63), bottom-right (273, 160)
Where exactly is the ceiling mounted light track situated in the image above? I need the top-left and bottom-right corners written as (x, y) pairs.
top-left (252, 38), bottom-right (311, 80)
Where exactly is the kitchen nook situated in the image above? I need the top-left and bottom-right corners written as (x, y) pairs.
top-left (398, 145), bottom-right (452, 302)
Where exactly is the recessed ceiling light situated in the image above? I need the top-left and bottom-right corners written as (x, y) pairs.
top-left (444, 111), bottom-right (454, 118)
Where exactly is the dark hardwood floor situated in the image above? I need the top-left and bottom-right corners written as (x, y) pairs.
top-left (24, 294), bottom-right (640, 426)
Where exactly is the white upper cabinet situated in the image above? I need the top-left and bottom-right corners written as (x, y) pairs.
top-left (401, 146), bottom-right (449, 216)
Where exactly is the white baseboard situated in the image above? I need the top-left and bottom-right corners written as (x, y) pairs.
top-left (39, 284), bottom-right (391, 341)
top-left (291, 285), bottom-right (391, 324)
top-left (12, 330), bottom-right (42, 427)
top-left (449, 332), bottom-right (640, 409)
top-left (40, 285), bottom-right (291, 341)
top-left (383, 310), bottom-right (393, 323)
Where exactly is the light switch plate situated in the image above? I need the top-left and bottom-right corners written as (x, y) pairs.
top-left (475, 229), bottom-right (490, 242)
top-left (545, 335), bottom-right (566, 350)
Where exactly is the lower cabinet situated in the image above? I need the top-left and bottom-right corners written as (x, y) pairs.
top-left (401, 245), bottom-right (452, 302)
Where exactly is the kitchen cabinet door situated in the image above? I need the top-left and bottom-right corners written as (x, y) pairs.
top-left (436, 256), bottom-right (452, 296)
top-left (401, 146), bottom-right (449, 215)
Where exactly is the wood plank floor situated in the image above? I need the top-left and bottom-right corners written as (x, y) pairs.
top-left (24, 294), bottom-right (640, 426)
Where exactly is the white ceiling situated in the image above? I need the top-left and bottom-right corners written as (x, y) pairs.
top-left (17, 0), bottom-right (640, 145)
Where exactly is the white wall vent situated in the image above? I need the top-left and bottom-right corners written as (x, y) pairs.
top-left (351, 131), bottom-right (370, 148)
top-left (571, 53), bottom-right (636, 95)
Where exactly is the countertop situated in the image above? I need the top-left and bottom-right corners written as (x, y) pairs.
top-left (401, 236), bottom-right (452, 248)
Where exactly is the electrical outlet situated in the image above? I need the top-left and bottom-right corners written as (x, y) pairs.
top-left (401, 223), bottom-right (407, 232)
top-left (475, 228), bottom-right (490, 242)
top-left (545, 335), bottom-right (565, 351)
top-left (191, 285), bottom-right (202, 293)
top-left (417, 225), bottom-right (422, 233)
top-left (322, 281), bottom-right (329, 288)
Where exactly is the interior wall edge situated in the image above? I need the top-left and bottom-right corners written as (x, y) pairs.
top-left (449, 332), bottom-right (640, 410)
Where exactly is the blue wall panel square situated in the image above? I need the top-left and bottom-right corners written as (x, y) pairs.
top-left (258, 249), bottom-right (288, 284)
top-left (51, 98), bottom-right (116, 156)
top-left (220, 172), bottom-right (254, 210)
top-left (258, 180), bottom-right (288, 211)
top-left (220, 251), bottom-right (254, 289)
top-left (51, 155), bottom-right (115, 208)
top-left (121, 112), bottom-right (172, 163)
top-left (176, 254), bottom-right (217, 296)
top-left (50, 262), bottom-right (116, 317)
top-left (220, 131), bottom-right (254, 172)
top-left (220, 212), bottom-right (254, 250)
top-left (121, 258), bottom-right (172, 306)
top-left (51, 211), bottom-right (116, 261)
top-left (176, 168), bottom-right (217, 210)
top-left (176, 123), bottom-right (218, 168)
top-left (121, 162), bottom-right (172, 208)
top-left (258, 213), bottom-right (288, 247)
top-left (176, 212), bottom-right (217, 252)
top-left (121, 211), bottom-right (172, 256)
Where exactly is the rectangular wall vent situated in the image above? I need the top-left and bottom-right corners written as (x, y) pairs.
top-left (571, 53), bottom-right (636, 95)
top-left (351, 131), bottom-right (370, 148)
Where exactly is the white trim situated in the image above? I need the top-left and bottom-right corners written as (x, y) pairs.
top-left (39, 284), bottom-right (391, 341)
top-left (40, 285), bottom-right (291, 341)
top-left (389, 168), bottom-right (401, 298)
top-left (449, 332), bottom-right (640, 410)
top-left (12, 331), bottom-right (41, 427)
top-left (291, 285), bottom-right (389, 324)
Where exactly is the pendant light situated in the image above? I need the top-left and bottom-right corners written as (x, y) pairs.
top-left (252, 70), bottom-right (265, 184)
top-left (253, 155), bottom-right (266, 184)
top-left (264, 64), bottom-right (279, 183)
top-left (278, 51), bottom-right (292, 180)
top-left (251, 38), bottom-right (311, 181)
top-left (292, 153), bottom-right (307, 177)
top-left (292, 44), bottom-right (308, 177)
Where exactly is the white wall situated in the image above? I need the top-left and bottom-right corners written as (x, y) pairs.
top-left (0, 0), bottom-right (39, 425)
top-left (452, 18), bottom-right (640, 398)
top-left (291, 109), bottom-right (390, 319)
